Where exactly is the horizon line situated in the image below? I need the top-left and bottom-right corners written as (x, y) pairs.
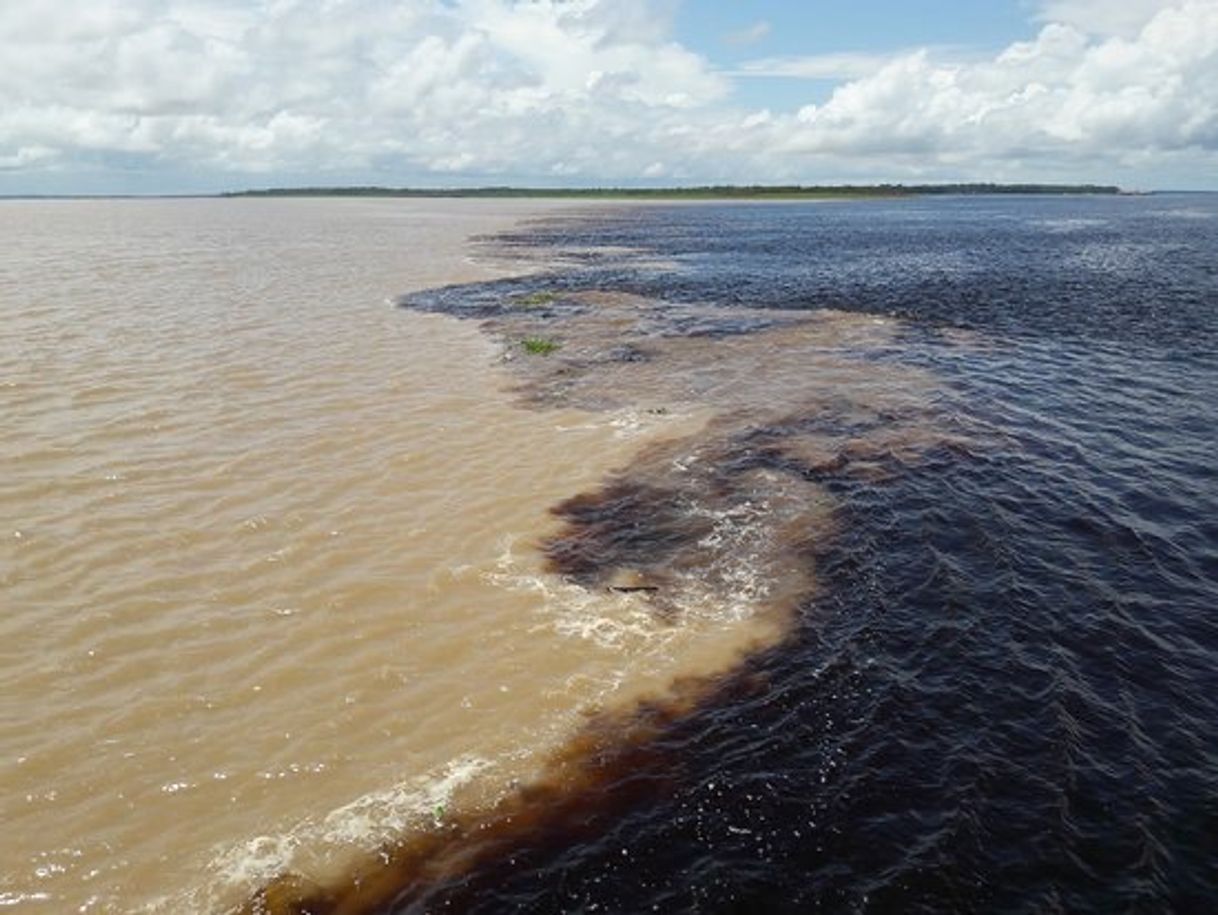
top-left (5, 181), bottom-right (1195, 201)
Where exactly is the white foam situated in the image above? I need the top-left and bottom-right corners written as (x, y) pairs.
top-left (0, 892), bottom-right (52, 907)
top-left (210, 833), bottom-right (300, 891)
top-left (1035, 217), bottom-right (1109, 232)
top-left (555, 406), bottom-right (694, 440)
top-left (484, 537), bottom-right (668, 652)
top-left (148, 755), bottom-right (494, 914)
top-left (685, 498), bottom-right (780, 618)
top-left (1153, 207), bottom-right (1215, 220)
top-left (319, 755), bottom-right (491, 846)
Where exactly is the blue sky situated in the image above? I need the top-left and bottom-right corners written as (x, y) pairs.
top-left (677, 0), bottom-right (1032, 52)
top-left (0, 0), bottom-right (1215, 193)
top-left (676, 1), bottom-right (1034, 110)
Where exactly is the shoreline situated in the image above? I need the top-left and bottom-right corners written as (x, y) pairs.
top-left (0, 182), bottom-right (1142, 202)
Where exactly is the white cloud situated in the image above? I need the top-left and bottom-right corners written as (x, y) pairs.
top-left (0, 0), bottom-right (728, 183)
top-left (774, 1), bottom-right (1218, 175)
top-left (732, 51), bottom-right (928, 81)
top-left (724, 20), bottom-right (771, 47)
top-left (0, 0), bottom-right (1215, 189)
top-left (1032, 0), bottom-right (1182, 36)
top-left (0, 145), bottom-right (59, 170)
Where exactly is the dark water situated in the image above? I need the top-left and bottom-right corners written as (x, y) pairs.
top-left (395, 195), bottom-right (1218, 913)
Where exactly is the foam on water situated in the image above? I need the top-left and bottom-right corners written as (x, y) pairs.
top-left (323, 193), bottom-right (1218, 914)
top-left (9, 193), bottom-right (1215, 913)
top-left (3, 198), bottom-right (706, 913)
top-left (215, 220), bottom-right (972, 911)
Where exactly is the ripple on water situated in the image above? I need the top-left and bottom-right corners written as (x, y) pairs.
top-left (363, 194), bottom-right (1218, 913)
top-left (4, 195), bottom-right (1217, 914)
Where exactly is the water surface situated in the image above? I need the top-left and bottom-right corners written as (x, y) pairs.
top-left (387, 193), bottom-right (1218, 913)
top-left (4, 194), bottom-right (1216, 913)
top-left (2, 199), bottom-right (768, 913)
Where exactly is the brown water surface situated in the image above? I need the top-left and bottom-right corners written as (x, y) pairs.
top-left (0, 199), bottom-right (751, 913)
top-left (2, 199), bottom-right (959, 914)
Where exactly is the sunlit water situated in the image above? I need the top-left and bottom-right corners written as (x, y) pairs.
top-left (4, 194), bottom-right (1217, 914)
top-left (0, 199), bottom-right (792, 913)
top-left (388, 194), bottom-right (1218, 913)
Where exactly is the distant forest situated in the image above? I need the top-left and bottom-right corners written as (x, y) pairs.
top-left (223, 183), bottom-right (1122, 199)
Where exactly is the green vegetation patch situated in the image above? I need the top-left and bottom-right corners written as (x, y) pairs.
top-left (520, 337), bottom-right (561, 355)
top-left (516, 291), bottom-right (559, 307)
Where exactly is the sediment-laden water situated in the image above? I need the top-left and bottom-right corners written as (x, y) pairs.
top-left (1, 198), bottom-right (743, 913)
top-left (3, 195), bottom-right (1216, 913)
top-left (380, 194), bottom-right (1217, 913)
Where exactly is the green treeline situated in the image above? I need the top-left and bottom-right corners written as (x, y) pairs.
top-left (222, 183), bottom-right (1121, 199)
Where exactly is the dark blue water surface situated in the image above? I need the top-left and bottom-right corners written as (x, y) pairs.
top-left (398, 195), bottom-right (1218, 913)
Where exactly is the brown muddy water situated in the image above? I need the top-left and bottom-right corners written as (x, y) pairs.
top-left (0, 199), bottom-right (947, 914)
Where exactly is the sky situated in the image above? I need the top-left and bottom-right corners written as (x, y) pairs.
top-left (1, 0), bottom-right (1215, 194)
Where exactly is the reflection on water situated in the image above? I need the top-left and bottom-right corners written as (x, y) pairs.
top-left (1, 198), bottom-right (755, 913)
top-left (247, 231), bottom-right (971, 911)
top-left (5, 193), bottom-right (1217, 914)
top-left (382, 195), bottom-right (1218, 913)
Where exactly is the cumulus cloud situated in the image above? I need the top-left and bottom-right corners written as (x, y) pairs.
top-left (0, 0), bottom-right (1215, 189)
top-left (731, 50), bottom-right (926, 81)
top-left (1033, 0), bottom-right (1183, 37)
top-left (774, 1), bottom-right (1218, 176)
top-left (0, 0), bottom-right (728, 183)
top-left (724, 20), bottom-right (771, 47)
